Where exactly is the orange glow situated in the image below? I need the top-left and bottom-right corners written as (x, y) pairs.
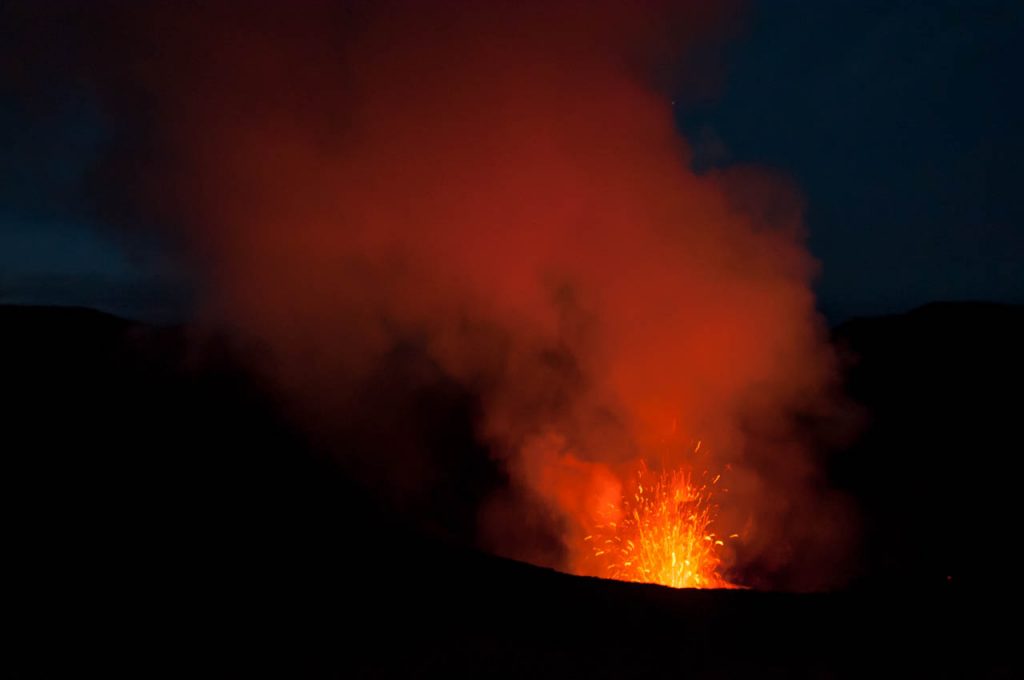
top-left (122, 2), bottom-right (851, 589)
top-left (584, 461), bottom-right (734, 589)
top-left (519, 435), bottom-right (736, 589)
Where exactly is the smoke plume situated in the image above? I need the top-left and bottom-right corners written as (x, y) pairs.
top-left (89, 1), bottom-right (852, 589)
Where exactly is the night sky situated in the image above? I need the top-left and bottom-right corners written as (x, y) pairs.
top-left (2, 0), bottom-right (1022, 323)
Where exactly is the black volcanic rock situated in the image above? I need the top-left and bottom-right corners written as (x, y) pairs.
top-left (832, 302), bottom-right (1024, 588)
top-left (6, 303), bottom-right (1022, 676)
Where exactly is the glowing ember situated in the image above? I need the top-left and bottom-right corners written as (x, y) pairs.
top-left (585, 462), bottom-right (735, 589)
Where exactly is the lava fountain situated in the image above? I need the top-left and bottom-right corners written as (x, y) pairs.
top-left (585, 460), bottom-right (735, 589)
top-left (520, 435), bottom-right (737, 589)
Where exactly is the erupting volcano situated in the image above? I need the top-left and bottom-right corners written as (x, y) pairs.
top-left (586, 459), bottom-right (734, 589)
top-left (93, 0), bottom-right (851, 592)
top-left (516, 434), bottom-right (738, 589)
top-left (6, 0), bottom-right (1018, 674)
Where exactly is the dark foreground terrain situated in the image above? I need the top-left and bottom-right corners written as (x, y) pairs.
top-left (6, 303), bottom-right (1022, 676)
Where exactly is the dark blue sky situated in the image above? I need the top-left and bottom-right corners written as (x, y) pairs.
top-left (678, 0), bottom-right (1023, 321)
top-left (1, 0), bottom-right (1021, 323)
top-left (0, 49), bottom-right (192, 322)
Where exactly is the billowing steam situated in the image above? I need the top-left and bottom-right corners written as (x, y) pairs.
top-left (93, 1), bottom-right (852, 589)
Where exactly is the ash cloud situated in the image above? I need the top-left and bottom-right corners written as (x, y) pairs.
top-left (62, 1), bottom-right (852, 589)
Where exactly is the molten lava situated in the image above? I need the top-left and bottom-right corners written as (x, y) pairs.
top-left (585, 461), bottom-right (735, 589)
